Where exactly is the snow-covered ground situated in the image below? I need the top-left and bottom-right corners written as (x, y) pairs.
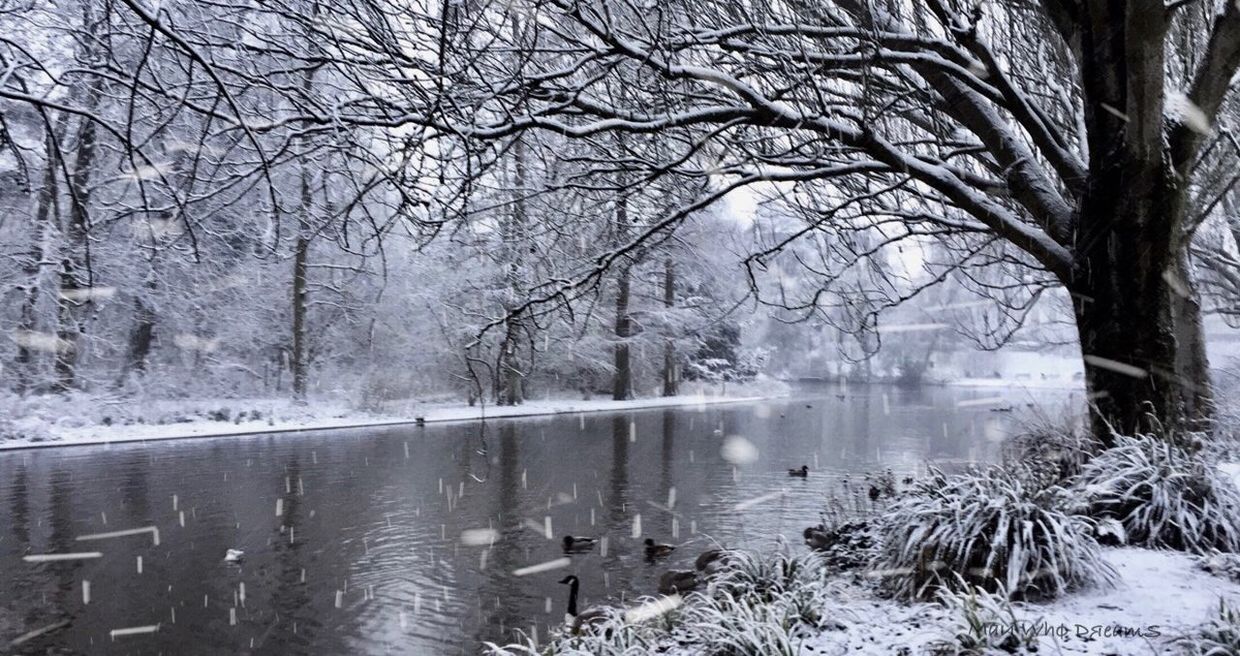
top-left (0, 383), bottom-right (783, 451)
top-left (799, 548), bottom-right (1240, 655)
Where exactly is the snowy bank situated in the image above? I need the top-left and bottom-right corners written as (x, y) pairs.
top-left (0, 384), bottom-right (784, 451)
top-left (801, 548), bottom-right (1240, 655)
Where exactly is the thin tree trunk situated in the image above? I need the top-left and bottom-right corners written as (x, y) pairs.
top-left (291, 196), bottom-right (310, 402)
top-left (497, 122), bottom-right (528, 406)
top-left (119, 274), bottom-right (157, 384)
top-left (661, 257), bottom-right (678, 397)
top-left (612, 191), bottom-right (633, 401)
top-left (54, 94), bottom-right (100, 393)
top-left (613, 266), bottom-right (633, 400)
top-left (16, 119), bottom-right (64, 393)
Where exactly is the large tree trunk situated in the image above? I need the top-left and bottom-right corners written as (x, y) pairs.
top-left (1071, 154), bottom-right (1213, 444)
top-left (661, 257), bottom-right (678, 397)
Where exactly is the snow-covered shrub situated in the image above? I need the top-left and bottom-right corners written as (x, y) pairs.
top-left (872, 467), bottom-right (1115, 601)
top-left (1175, 599), bottom-right (1240, 656)
top-left (1073, 434), bottom-right (1240, 553)
top-left (930, 584), bottom-right (1040, 655)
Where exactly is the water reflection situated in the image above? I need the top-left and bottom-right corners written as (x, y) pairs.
top-left (0, 387), bottom-right (1075, 654)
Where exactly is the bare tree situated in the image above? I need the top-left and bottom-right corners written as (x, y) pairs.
top-left (415, 0), bottom-right (1240, 443)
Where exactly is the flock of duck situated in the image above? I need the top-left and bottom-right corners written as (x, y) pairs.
top-left (555, 464), bottom-right (839, 632)
top-left (554, 535), bottom-right (737, 633)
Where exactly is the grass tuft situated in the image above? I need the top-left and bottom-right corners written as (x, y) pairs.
top-left (871, 467), bottom-right (1115, 601)
top-left (1072, 434), bottom-right (1240, 553)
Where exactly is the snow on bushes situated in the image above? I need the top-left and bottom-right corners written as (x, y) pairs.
top-left (871, 467), bottom-right (1116, 601)
top-left (1073, 434), bottom-right (1240, 553)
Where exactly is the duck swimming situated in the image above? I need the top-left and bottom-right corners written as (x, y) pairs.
top-left (558, 575), bottom-right (609, 634)
top-left (657, 570), bottom-right (699, 595)
top-left (788, 465), bottom-right (809, 477)
top-left (562, 535), bottom-right (598, 553)
top-left (644, 538), bottom-right (676, 558)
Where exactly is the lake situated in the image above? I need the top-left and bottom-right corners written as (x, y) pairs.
top-left (0, 385), bottom-right (1077, 654)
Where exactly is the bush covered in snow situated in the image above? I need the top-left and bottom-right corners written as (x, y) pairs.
top-left (1073, 434), bottom-right (1240, 553)
top-left (871, 467), bottom-right (1115, 601)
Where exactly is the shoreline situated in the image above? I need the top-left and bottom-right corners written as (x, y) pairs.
top-left (0, 393), bottom-right (769, 452)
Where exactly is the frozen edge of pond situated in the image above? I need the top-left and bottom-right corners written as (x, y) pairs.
top-left (0, 393), bottom-right (775, 452)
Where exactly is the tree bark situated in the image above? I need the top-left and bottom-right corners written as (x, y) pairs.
top-left (16, 119), bottom-right (64, 393)
top-left (291, 220), bottom-right (310, 401)
top-left (613, 265), bottom-right (633, 400)
top-left (661, 257), bottom-right (678, 397)
top-left (119, 275), bottom-right (157, 384)
top-left (612, 190), bottom-right (633, 401)
top-left (1070, 157), bottom-right (1213, 444)
top-left (54, 96), bottom-right (100, 393)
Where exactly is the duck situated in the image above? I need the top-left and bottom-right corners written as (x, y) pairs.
top-left (694, 548), bottom-right (734, 574)
top-left (558, 575), bottom-right (609, 634)
top-left (788, 465), bottom-right (809, 478)
top-left (562, 535), bottom-right (598, 553)
top-left (644, 538), bottom-right (676, 558)
top-left (867, 485), bottom-right (881, 502)
top-left (803, 525), bottom-right (830, 550)
top-left (224, 549), bottom-right (245, 563)
top-left (657, 569), bottom-right (699, 595)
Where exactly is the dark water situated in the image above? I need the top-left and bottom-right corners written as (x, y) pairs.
top-left (0, 386), bottom-right (1076, 654)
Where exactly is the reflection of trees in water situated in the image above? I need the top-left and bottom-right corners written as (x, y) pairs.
top-left (119, 450), bottom-right (151, 526)
top-left (472, 422), bottom-right (523, 647)
top-left (47, 467), bottom-right (82, 641)
top-left (260, 453), bottom-right (320, 653)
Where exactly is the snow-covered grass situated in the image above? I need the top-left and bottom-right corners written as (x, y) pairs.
top-left (0, 379), bottom-right (788, 450)
top-left (872, 467), bottom-right (1115, 601)
top-left (1073, 434), bottom-right (1240, 553)
top-left (1176, 599), bottom-right (1240, 655)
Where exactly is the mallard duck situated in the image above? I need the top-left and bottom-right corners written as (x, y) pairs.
top-left (644, 538), bottom-right (676, 558)
top-left (788, 465), bottom-right (809, 478)
top-left (694, 548), bottom-right (734, 574)
top-left (562, 535), bottom-right (598, 553)
top-left (558, 575), bottom-right (609, 634)
top-left (803, 525), bottom-right (830, 550)
top-left (657, 570), bottom-right (699, 595)
top-left (224, 549), bottom-right (244, 563)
